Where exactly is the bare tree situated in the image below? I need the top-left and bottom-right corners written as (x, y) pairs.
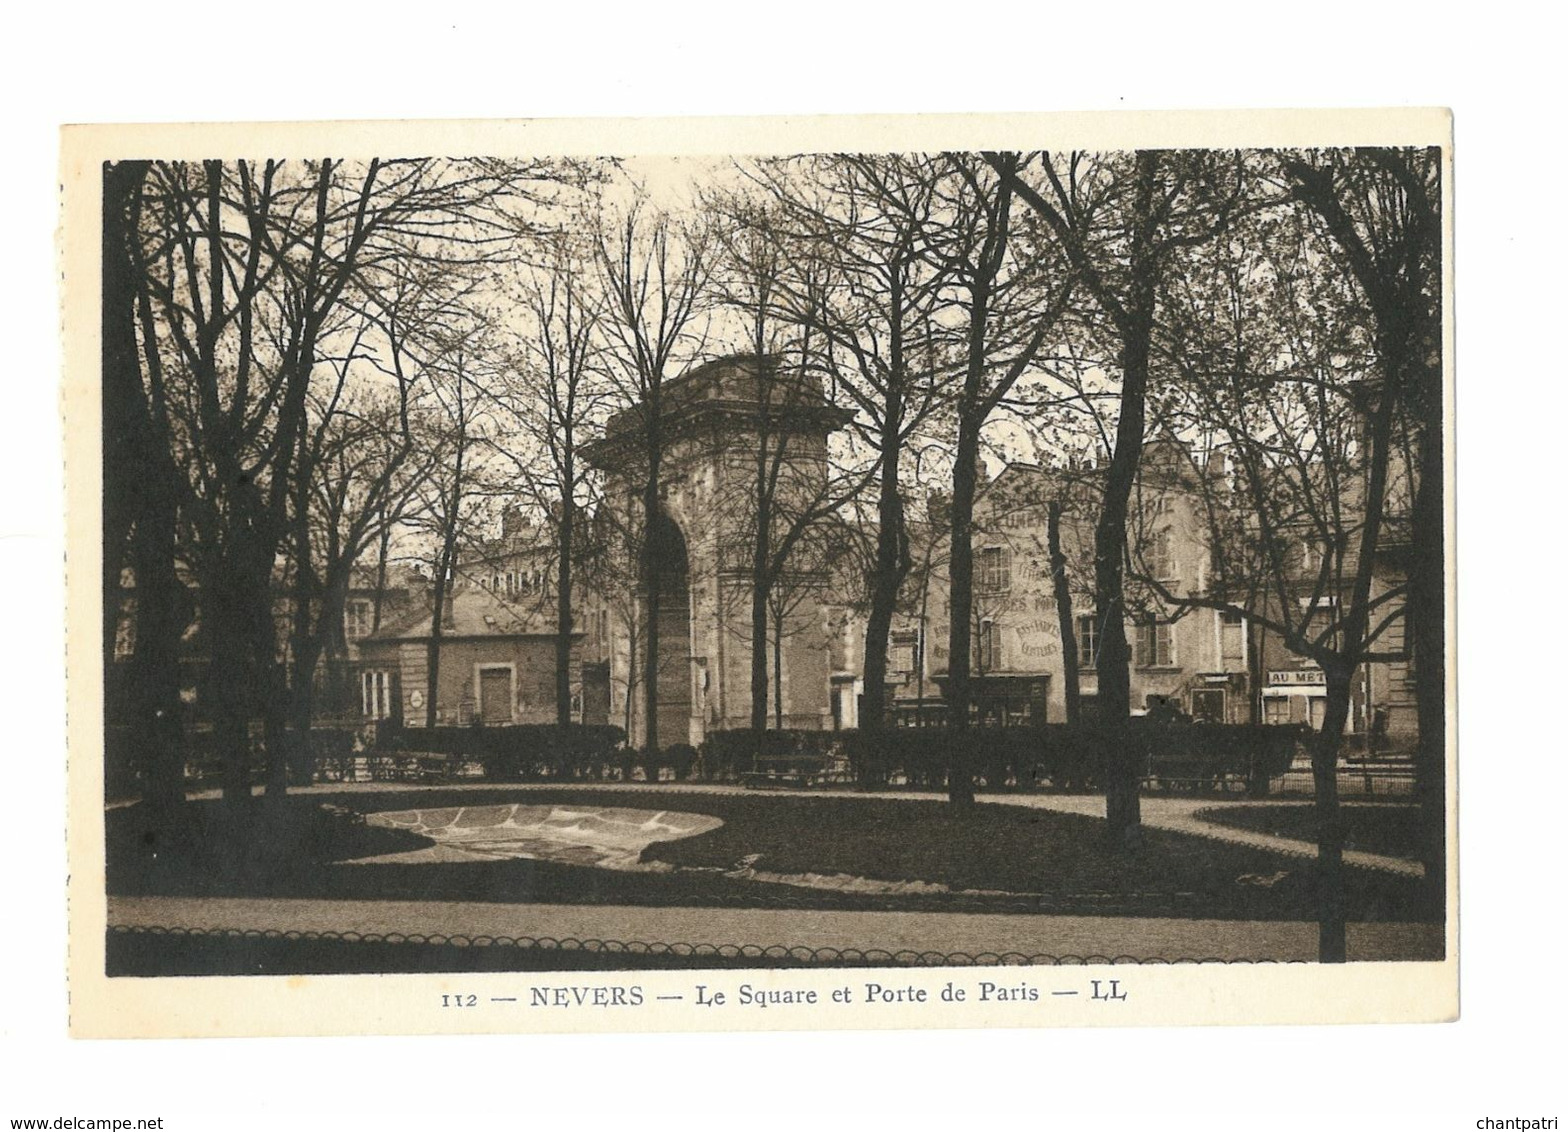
top-left (403, 329), bottom-right (503, 729)
top-left (997, 149), bottom-right (1244, 848)
top-left (1047, 499), bottom-right (1083, 725)
top-left (133, 158), bottom-right (368, 809)
top-left (127, 157), bottom-right (561, 812)
top-left (1278, 148), bottom-right (1446, 919)
top-left (749, 155), bottom-right (959, 745)
top-left (707, 195), bottom-right (872, 748)
top-left (593, 200), bottom-right (711, 751)
top-left (279, 253), bottom-right (463, 761)
top-left (489, 240), bottom-right (612, 726)
top-left (1142, 171), bottom-right (1422, 961)
top-left (103, 160), bottom-right (189, 819)
top-left (931, 152), bottom-right (1076, 805)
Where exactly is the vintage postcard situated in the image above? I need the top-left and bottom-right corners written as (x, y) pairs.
top-left (62, 109), bottom-right (1457, 1038)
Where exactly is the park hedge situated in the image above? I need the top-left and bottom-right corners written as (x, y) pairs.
top-left (698, 722), bottom-right (1305, 792)
top-left (378, 722), bottom-right (629, 781)
top-left (107, 718), bottom-right (1303, 793)
top-left (699, 728), bottom-right (843, 780)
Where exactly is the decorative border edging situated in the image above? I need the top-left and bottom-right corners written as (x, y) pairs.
top-left (107, 924), bottom-right (1304, 968)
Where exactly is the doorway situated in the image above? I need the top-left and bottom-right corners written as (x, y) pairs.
top-left (648, 511), bottom-right (693, 749)
top-left (478, 665), bottom-right (514, 724)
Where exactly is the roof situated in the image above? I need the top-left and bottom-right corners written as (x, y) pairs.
top-left (366, 583), bottom-right (581, 642)
top-left (586, 353), bottom-right (854, 468)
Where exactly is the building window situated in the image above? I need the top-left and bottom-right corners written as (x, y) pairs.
top-left (889, 630), bottom-right (920, 675)
top-left (361, 670), bottom-right (391, 719)
top-left (1191, 688), bottom-right (1225, 723)
top-left (1301, 599), bottom-right (1338, 656)
top-left (1135, 616), bottom-right (1174, 668)
top-left (1148, 528), bottom-right (1175, 580)
top-left (978, 545), bottom-right (1012, 592)
top-left (1076, 613), bottom-right (1100, 667)
top-left (977, 619), bottom-right (1002, 673)
top-left (1220, 610), bottom-right (1246, 667)
top-left (345, 599), bottom-right (373, 641)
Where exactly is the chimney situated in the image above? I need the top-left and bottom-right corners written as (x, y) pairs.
top-left (501, 505), bottom-right (523, 539)
top-left (1205, 449), bottom-right (1226, 480)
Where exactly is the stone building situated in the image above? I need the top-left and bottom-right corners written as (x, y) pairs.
top-left (346, 353), bottom-right (1418, 753)
top-left (582, 354), bottom-right (854, 749)
top-left (353, 510), bottom-right (589, 727)
top-left (883, 434), bottom-right (1416, 749)
top-left (881, 441), bottom-right (1258, 729)
top-left (356, 577), bottom-right (586, 728)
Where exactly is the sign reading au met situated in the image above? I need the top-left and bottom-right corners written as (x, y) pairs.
top-left (1267, 669), bottom-right (1326, 687)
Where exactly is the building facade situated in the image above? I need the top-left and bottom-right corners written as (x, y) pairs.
top-left (357, 512), bottom-right (590, 728)
top-left (878, 447), bottom-right (1260, 730)
top-left (336, 355), bottom-right (1419, 754)
top-left (583, 355), bottom-right (853, 749)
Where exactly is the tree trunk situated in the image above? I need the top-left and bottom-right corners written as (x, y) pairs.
top-left (236, 542), bottom-right (290, 802)
top-left (261, 660), bottom-right (292, 800)
top-left (425, 554), bottom-right (452, 730)
top-left (1312, 665), bottom-right (1353, 963)
top-left (860, 444), bottom-right (907, 746)
top-left (101, 160), bottom-right (149, 692)
top-left (104, 159), bottom-right (188, 820)
top-left (945, 419), bottom-right (981, 808)
top-left (285, 486), bottom-right (318, 790)
top-left (372, 513), bottom-right (390, 631)
top-left (128, 489), bottom-right (187, 819)
top-left (556, 493), bottom-right (575, 727)
top-left (773, 613), bottom-right (784, 730)
top-left (425, 619), bottom-right (444, 730)
top-left (751, 524), bottom-right (771, 761)
top-left (641, 474), bottom-right (662, 755)
top-left (288, 636), bottom-right (324, 786)
top-left (1048, 502), bottom-right (1081, 727)
top-left (204, 578), bottom-right (256, 815)
top-left (1410, 372), bottom-right (1447, 920)
top-left (1095, 326), bottom-right (1150, 850)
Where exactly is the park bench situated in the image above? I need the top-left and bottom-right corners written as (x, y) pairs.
top-left (368, 750), bottom-right (465, 784)
top-left (740, 751), bottom-right (853, 790)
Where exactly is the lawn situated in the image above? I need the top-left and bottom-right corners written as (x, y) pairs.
top-left (1191, 803), bottom-right (1425, 862)
top-left (106, 786), bottom-right (1434, 924)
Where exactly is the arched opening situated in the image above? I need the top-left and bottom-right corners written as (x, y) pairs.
top-left (647, 510), bottom-right (692, 749)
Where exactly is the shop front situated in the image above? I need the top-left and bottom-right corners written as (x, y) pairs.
top-left (1189, 671), bottom-right (1249, 723)
top-left (1262, 668), bottom-right (1328, 729)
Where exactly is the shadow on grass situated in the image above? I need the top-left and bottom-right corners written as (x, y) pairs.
top-left (1191, 803), bottom-right (1423, 862)
top-left (106, 786), bottom-right (1436, 924)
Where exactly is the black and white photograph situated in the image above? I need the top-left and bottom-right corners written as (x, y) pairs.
top-left (75, 118), bottom-right (1454, 1004)
top-left (8, 0), bottom-right (1564, 1116)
